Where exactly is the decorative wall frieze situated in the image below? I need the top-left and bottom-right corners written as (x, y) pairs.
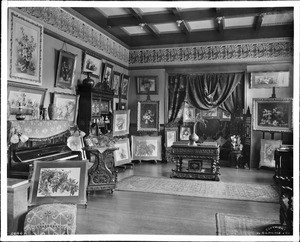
top-left (17, 7), bottom-right (130, 67)
top-left (129, 38), bottom-right (293, 67)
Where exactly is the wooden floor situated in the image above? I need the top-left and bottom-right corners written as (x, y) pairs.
top-left (76, 161), bottom-right (280, 236)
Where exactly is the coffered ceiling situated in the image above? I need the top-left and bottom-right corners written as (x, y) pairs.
top-left (69, 7), bottom-right (294, 49)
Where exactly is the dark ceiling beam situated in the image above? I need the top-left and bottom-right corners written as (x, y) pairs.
top-left (128, 8), bottom-right (143, 21)
top-left (144, 24), bottom-right (160, 38)
top-left (254, 13), bottom-right (265, 30)
top-left (170, 8), bottom-right (190, 35)
top-left (105, 7), bottom-right (293, 27)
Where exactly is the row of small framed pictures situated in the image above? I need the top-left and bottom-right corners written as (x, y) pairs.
top-left (7, 81), bottom-right (79, 122)
top-left (183, 106), bottom-right (232, 122)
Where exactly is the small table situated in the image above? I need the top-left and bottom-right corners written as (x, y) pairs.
top-left (170, 141), bottom-right (220, 181)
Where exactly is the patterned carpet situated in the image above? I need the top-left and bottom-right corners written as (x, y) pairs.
top-left (116, 176), bottom-right (279, 203)
top-left (215, 213), bottom-right (281, 235)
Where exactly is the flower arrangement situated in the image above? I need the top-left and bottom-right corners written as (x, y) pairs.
top-left (230, 135), bottom-right (243, 151)
top-left (8, 125), bottom-right (29, 147)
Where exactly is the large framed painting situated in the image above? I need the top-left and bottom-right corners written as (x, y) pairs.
top-left (82, 51), bottom-right (102, 78)
top-left (259, 139), bottom-right (282, 168)
top-left (8, 81), bottom-right (47, 117)
top-left (165, 127), bottom-right (178, 148)
top-left (55, 50), bottom-right (77, 89)
top-left (9, 10), bottom-right (43, 86)
top-left (112, 71), bottom-right (121, 97)
top-left (183, 106), bottom-right (195, 123)
top-left (121, 74), bottom-right (130, 99)
top-left (102, 62), bottom-right (113, 87)
top-left (179, 125), bottom-right (192, 141)
top-left (200, 108), bottom-right (219, 119)
top-left (113, 138), bottom-right (131, 166)
top-left (112, 110), bottom-right (130, 136)
top-left (136, 76), bottom-right (158, 95)
top-left (52, 92), bottom-right (79, 123)
top-left (250, 71), bottom-right (290, 88)
top-left (131, 135), bottom-right (162, 161)
top-left (252, 98), bottom-right (293, 132)
top-left (29, 160), bottom-right (88, 205)
top-left (137, 100), bottom-right (160, 132)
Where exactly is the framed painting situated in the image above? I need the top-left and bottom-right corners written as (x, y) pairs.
top-left (52, 92), bottom-right (78, 123)
top-left (102, 62), bottom-right (113, 87)
top-left (55, 50), bottom-right (77, 89)
top-left (100, 100), bottom-right (110, 114)
top-left (179, 126), bottom-right (192, 141)
top-left (136, 76), bottom-right (158, 95)
top-left (113, 138), bottom-right (131, 166)
top-left (131, 135), bottom-right (162, 161)
top-left (9, 10), bottom-right (43, 85)
top-left (200, 108), bottom-right (219, 119)
top-left (137, 100), bottom-right (160, 132)
top-left (82, 51), bottom-right (102, 78)
top-left (121, 74), bottom-right (130, 99)
top-left (112, 110), bottom-right (130, 136)
top-left (259, 139), bottom-right (282, 168)
top-left (219, 109), bottom-right (231, 121)
top-left (183, 107), bottom-right (196, 123)
top-left (29, 160), bottom-right (88, 205)
top-left (250, 71), bottom-right (290, 88)
top-left (8, 81), bottom-right (47, 117)
top-left (165, 127), bottom-right (178, 148)
top-left (112, 71), bottom-right (121, 97)
top-left (252, 98), bottom-right (293, 132)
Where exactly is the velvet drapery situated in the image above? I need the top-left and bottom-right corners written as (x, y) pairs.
top-left (167, 72), bottom-right (245, 123)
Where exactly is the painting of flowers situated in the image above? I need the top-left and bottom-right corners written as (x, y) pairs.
top-left (9, 10), bottom-right (43, 85)
top-left (250, 71), bottom-right (290, 88)
top-left (166, 129), bottom-right (178, 148)
top-left (8, 81), bottom-right (46, 116)
top-left (253, 98), bottom-right (293, 132)
top-left (52, 92), bottom-right (78, 123)
top-left (29, 160), bottom-right (88, 205)
top-left (137, 101), bottom-right (160, 132)
top-left (259, 139), bottom-right (282, 168)
top-left (183, 107), bottom-right (195, 122)
top-left (131, 136), bottom-right (162, 161)
top-left (200, 108), bottom-right (219, 119)
top-left (55, 50), bottom-right (77, 89)
top-left (82, 52), bottom-right (102, 78)
top-left (112, 110), bottom-right (130, 136)
top-left (113, 138), bottom-right (131, 166)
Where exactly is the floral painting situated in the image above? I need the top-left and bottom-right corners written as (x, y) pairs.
top-left (250, 71), bottom-right (290, 88)
top-left (29, 160), bottom-right (88, 205)
top-left (9, 10), bottom-right (43, 85)
top-left (183, 107), bottom-right (195, 122)
top-left (179, 126), bottom-right (191, 140)
top-left (259, 139), bottom-right (282, 168)
top-left (131, 136), bottom-right (162, 161)
top-left (253, 98), bottom-right (293, 132)
top-left (55, 50), bottom-right (77, 89)
top-left (137, 101), bottom-right (160, 132)
top-left (165, 129), bottom-right (178, 148)
top-left (53, 92), bottom-right (78, 123)
top-left (8, 82), bottom-right (46, 116)
top-left (82, 52), bottom-right (102, 78)
top-left (112, 71), bottom-right (121, 97)
top-left (102, 63), bottom-right (113, 87)
top-left (113, 110), bottom-right (130, 136)
top-left (121, 74), bottom-right (130, 99)
top-left (200, 108), bottom-right (219, 119)
top-left (37, 168), bottom-right (80, 197)
top-left (113, 138), bottom-right (131, 166)
top-left (136, 76), bottom-right (158, 94)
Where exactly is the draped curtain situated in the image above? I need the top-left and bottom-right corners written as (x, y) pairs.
top-left (167, 72), bottom-right (244, 124)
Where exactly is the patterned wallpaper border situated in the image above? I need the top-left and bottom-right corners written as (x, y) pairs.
top-left (17, 7), bottom-right (130, 66)
top-left (129, 38), bottom-right (293, 67)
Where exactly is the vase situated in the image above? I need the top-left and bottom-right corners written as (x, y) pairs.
top-left (82, 72), bottom-right (95, 87)
top-left (48, 104), bottom-right (57, 120)
top-left (189, 122), bottom-right (199, 146)
top-left (16, 106), bottom-right (26, 120)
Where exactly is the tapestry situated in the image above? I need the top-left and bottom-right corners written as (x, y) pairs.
top-left (215, 213), bottom-right (281, 235)
top-left (116, 176), bottom-right (279, 203)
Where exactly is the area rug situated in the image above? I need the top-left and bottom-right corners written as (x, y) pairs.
top-left (215, 213), bottom-right (280, 235)
top-left (116, 176), bottom-right (279, 203)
